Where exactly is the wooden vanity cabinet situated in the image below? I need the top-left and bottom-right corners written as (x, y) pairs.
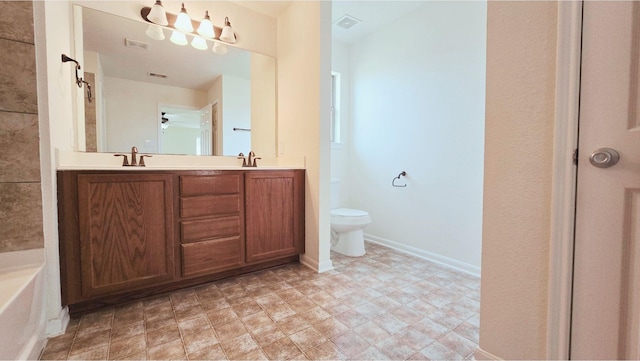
top-left (58, 169), bottom-right (305, 315)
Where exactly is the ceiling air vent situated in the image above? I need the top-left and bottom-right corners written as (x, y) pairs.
top-left (124, 38), bottom-right (150, 51)
top-left (334, 14), bottom-right (362, 30)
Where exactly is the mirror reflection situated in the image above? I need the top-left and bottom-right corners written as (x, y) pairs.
top-left (79, 6), bottom-right (276, 156)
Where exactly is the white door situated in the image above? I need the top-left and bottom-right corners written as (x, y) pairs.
top-left (199, 104), bottom-right (213, 156)
top-left (212, 103), bottom-right (219, 155)
top-left (572, 2), bottom-right (640, 359)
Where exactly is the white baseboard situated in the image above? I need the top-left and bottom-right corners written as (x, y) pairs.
top-left (46, 306), bottom-right (69, 337)
top-left (364, 234), bottom-right (481, 277)
top-left (474, 347), bottom-right (502, 360)
top-left (300, 254), bottom-right (334, 273)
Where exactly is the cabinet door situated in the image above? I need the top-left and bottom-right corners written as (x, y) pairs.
top-left (77, 174), bottom-right (174, 297)
top-left (245, 170), bottom-right (304, 263)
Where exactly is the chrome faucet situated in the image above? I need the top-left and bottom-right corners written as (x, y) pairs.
top-left (114, 146), bottom-right (151, 167)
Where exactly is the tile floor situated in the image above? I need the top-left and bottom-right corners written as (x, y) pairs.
top-left (39, 243), bottom-right (480, 360)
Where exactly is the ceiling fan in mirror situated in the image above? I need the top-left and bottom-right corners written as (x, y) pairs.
top-left (161, 112), bottom-right (170, 130)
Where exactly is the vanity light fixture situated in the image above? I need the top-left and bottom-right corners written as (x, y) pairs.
top-left (170, 30), bottom-right (188, 46)
top-left (212, 42), bottom-right (228, 55)
top-left (191, 36), bottom-right (208, 50)
top-left (174, 3), bottom-right (194, 33)
top-left (147, 0), bottom-right (168, 26)
top-left (219, 17), bottom-right (236, 44)
top-left (141, 3), bottom-right (237, 48)
top-left (145, 24), bottom-right (165, 40)
top-left (197, 11), bottom-right (215, 38)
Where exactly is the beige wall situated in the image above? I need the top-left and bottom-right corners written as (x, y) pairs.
top-left (479, 2), bottom-right (558, 359)
top-left (34, 0), bottom-right (77, 334)
top-left (0, 1), bottom-right (44, 253)
top-left (251, 54), bottom-right (276, 157)
top-left (277, 1), bottom-right (332, 271)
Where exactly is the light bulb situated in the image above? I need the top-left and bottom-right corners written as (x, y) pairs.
top-left (191, 37), bottom-right (208, 50)
top-left (212, 42), bottom-right (228, 55)
top-left (145, 24), bottom-right (165, 40)
top-left (170, 30), bottom-right (188, 46)
top-left (197, 11), bottom-right (215, 39)
top-left (219, 17), bottom-right (236, 44)
top-left (147, 0), bottom-right (168, 26)
top-left (174, 3), bottom-right (194, 33)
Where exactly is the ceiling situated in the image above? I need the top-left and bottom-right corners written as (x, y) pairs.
top-left (231, 1), bottom-right (292, 18)
top-left (233, 0), bottom-right (425, 44)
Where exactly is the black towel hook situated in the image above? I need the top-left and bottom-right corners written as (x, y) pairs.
top-left (61, 54), bottom-right (92, 102)
top-left (392, 171), bottom-right (407, 187)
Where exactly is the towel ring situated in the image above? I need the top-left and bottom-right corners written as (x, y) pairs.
top-left (392, 171), bottom-right (407, 187)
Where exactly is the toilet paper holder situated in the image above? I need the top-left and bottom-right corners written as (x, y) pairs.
top-left (392, 171), bottom-right (407, 187)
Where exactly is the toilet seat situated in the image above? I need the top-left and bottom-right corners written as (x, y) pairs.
top-left (331, 208), bottom-right (369, 218)
top-left (330, 208), bottom-right (371, 228)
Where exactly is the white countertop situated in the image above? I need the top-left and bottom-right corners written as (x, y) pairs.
top-left (56, 150), bottom-right (305, 171)
top-left (56, 165), bottom-right (304, 170)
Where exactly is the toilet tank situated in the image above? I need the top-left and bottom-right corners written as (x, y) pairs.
top-left (331, 178), bottom-right (341, 209)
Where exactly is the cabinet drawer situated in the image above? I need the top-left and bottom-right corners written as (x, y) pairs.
top-left (181, 216), bottom-right (240, 243)
top-left (180, 175), bottom-right (240, 196)
top-left (180, 194), bottom-right (240, 218)
top-left (182, 237), bottom-right (242, 276)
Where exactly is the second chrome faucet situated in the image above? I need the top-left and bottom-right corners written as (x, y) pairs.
top-left (237, 151), bottom-right (260, 167)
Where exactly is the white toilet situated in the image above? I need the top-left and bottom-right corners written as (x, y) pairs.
top-left (330, 179), bottom-right (371, 257)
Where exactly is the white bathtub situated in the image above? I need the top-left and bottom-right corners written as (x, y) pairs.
top-left (0, 249), bottom-right (46, 360)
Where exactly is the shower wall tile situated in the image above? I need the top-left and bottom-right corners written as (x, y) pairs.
top-left (0, 38), bottom-right (37, 114)
top-left (0, 1), bottom-right (34, 44)
top-left (0, 112), bottom-right (40, 182)
top-left (84, 73), bottom-right (97, 152)
top-left (0, 1), bottom-right (42, 255)
top-left (0, 183), bottom-right (44, 252)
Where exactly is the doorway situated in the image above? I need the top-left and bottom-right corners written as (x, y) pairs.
top-left (329, 0), bottom-right (486, 353)
top-left (158, 104), bottom-right (213, 155)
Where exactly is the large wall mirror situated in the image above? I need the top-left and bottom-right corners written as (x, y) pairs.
top-left (77, 6), bottom-right (276, 157)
